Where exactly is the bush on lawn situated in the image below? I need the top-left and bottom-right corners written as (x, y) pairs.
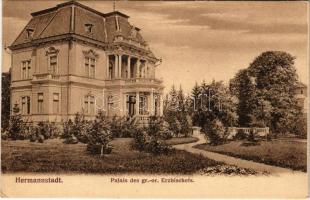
top-left (132, 129), bottom-right (148, 151)
top-left (203, 119), bottom-right (227, 145)
top-left (132, 116), bottom-right (172, 155)
top-left (1, 129), bottom-right (9, 140)
top-left (8, 104), bottom-right (32, 140)
top-left (110, 116), bottom-right (139, 138)
top-left (233, 129), bottom-right (247, 140)
top-left (293, 116), bottom-right (307, 139)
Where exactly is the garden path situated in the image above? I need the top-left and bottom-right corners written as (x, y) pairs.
top-left (173, 137), bottom-right (305, 175)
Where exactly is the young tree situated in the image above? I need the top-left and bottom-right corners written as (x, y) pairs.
top-left (8, 104), bottom-right (24, 140)
top-left (87, 111), bottom-right (112, 156)
top-left (2, 70), bottom-right (11, 130)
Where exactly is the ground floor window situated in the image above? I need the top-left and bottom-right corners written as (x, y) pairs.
top-left (53, 93), bottom-right (60, 114)
top-left (139, 95), bottom-right (148, 115)
top-left (37, 93), bottom-right (44, 114)
top-left (21, 96), bottom-right (31, 114)
top-left (84, 95), bottom-right (95, 114)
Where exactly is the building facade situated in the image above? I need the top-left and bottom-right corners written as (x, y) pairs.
top-left (293, 82), bottom-right (308, 118)
top-left (9, 1), bottom-right (164, 124)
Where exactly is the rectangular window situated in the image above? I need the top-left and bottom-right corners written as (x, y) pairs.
top-left (21, 96), bottom-right (31, 114)
top-left (90, 58), bottom-right (95, 78)
top-left (85, 57), bottom-right (96, 78)
top-left (139, 96), bottom-right (147, 115)
top-left (49, 55), bottom-right (57, 74)
top-left (21, 97), bottom-right (26, 114)
top-left (21, 60), bottom-right (31, 79)
top-left (84, 95), bottom-right (89, 114)
top-left (38, 93), bottom-right (44, 114)
top-left (53, 93), bottom-right (60, 114)
top-left (90, 96), bottom-right (95, 114)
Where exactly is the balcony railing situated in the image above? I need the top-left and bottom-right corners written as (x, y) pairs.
top-left (32, 73), bottom-right (60, 81)
top-left (125, 78), bottom-right (163, 84)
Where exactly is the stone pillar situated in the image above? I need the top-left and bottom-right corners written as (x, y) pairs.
top-left (150, 90), bottom-right (154, 115)
top-left (114, 54), bottom-right (118, 78)
top-left (127, 56), bottom-right (131, 78)
top-left (136, 59), bottom-right (140, 78)
top-left (136, 92), bottom-right (140, 116)
top-left (145, 60), bottom-right (149, 78)
top-left (159, 94), bottom-right (163, 116)
top-left (118, 54), bottom-right (122, 78)
top-left (106, 55), bottom-right (109, 79)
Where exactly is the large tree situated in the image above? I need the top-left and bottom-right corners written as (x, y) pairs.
top-left (230, 51), bottom-right (303, 134)
top-left (2, 70), bottom-right (11, 130)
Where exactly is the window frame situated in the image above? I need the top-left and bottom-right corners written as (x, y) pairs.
top-left (21, 60), bottom-right (31, 80)
top-left (37, 93), bottom-right (44, 114)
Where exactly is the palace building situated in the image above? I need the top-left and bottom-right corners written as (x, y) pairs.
top-left (9, 1), bottom-right (164, 124)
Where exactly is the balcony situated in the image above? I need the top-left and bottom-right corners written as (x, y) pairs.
top-left (125, 78), bottom-right (163, 84)
top-left (105, 77), bottom-right (163, 88)
top-left (31, 73), bottom-right (60, 83)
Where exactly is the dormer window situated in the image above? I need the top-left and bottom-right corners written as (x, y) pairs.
top-left (84, 23), bottom-right (93, 33)
top-left (26, 28), bottom-right (34, 38)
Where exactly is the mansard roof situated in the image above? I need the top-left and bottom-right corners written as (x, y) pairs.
top-left (10, 1), bottom-right (148, 52)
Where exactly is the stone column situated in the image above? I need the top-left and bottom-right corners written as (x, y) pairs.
top-left (145, 60), bottom-right (149, 78)
top-left (114, 54), bottom-right (118, 78)
top-left (118, 54), bottom-right (122, 78)
top-left (150, 90), bottom-right (154, 115)
top-left (136, 92), bottom-right (140, 116)
top-left (159, 94), bottom-right (163, 116)
top-left (127, 56), bottom-right (131, 78)
top-left (106, 55), bottom-right (109, 79)
top-left (136, 59), bottom-right (140, 78)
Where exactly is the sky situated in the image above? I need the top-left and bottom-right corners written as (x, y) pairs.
top-left (2, 0), bottom-right (309, 94)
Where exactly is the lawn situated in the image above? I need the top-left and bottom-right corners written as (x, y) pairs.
top-left (164, 137), bottom-right (198, 145)
top-left (195, 140), bottom-right (307, 172)
top-left (2, 138), bottom-right (221, 174)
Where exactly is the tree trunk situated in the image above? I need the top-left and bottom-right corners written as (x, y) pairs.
top-left (100, 145), bottom-right (104, 157)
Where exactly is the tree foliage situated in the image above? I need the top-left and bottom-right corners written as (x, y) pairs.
top-left (230, 51), bottom-right (303, 134)
top-left (2, 71), bottom-right (11, 130)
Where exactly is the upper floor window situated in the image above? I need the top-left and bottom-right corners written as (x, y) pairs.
top-left (84, 24), bottom-right (94, 33)
top-left (85, 57), bottom-right (96, 78)
top-left (26, 28), bottom-right (34, 38)
top-left (49, 55), bottom-right (58, 74)
top-left (21, 60), bottom-right (31, 79)
top-left (37, 93), bottom-right (44, 114)
top-left (46, 47), bottom-right (59, 74)
top-left (83, 49), bottom-right (98, 78)
top-left (21, 96), bottom-right (31, 115)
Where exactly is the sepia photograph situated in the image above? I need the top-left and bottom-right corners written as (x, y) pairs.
top-left (1, 0), bottom-right (309, 198)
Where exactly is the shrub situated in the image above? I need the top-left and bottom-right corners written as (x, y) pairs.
top-left (64, 135), bottom-right (78, 144)
top-left (38, 134), bottom-right (44, 143)
top-left (132, 129), bottom-right (148, 151)
top-left (203, 119), bottom-right (227, 145)
top-left (72, 112), bottom-right (91, 143)
top-left (294, 116), bottom-right (307, 139)
top-left (1, 129), bottom-right (9, 140)
top-left (86, 111), bottom-right (112, 156)
top-left (144, 136), bottom-right (172, 155)
top-left (234, 129), bottom-right (247, 140)
top-left (132, 116), bottom-right (173, 155)
top-left (8, 104), bottom-right (25, 140)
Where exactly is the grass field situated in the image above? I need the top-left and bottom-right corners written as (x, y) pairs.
top-left (195, 140), bottom-right (307, 172)
top-left (164, 137), bottom-right (199, 145)
top-left (2, 138), bottom-right (221, 174)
